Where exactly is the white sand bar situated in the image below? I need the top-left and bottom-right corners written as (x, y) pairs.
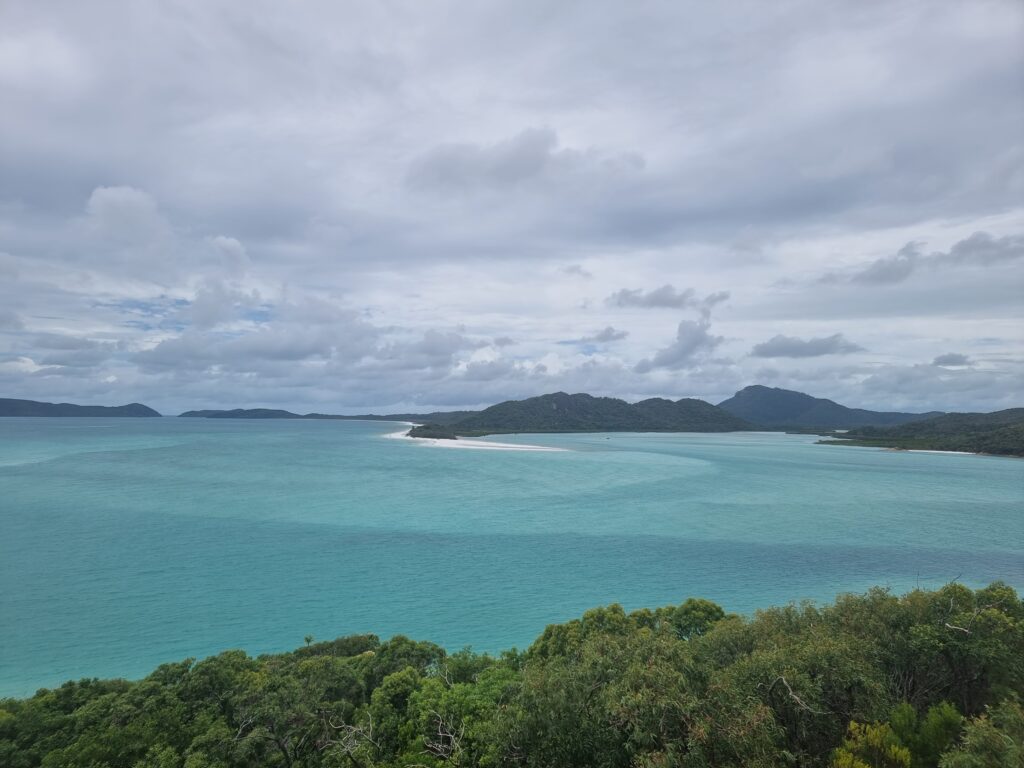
top-left (383, 426), bottom-right (566, 452)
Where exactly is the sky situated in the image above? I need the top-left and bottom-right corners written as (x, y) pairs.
top-left (1, 0), bottom-right (1022, 415)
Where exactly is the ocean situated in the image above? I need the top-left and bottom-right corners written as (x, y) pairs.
top-left (1, 417), bottom-right (1021, 697)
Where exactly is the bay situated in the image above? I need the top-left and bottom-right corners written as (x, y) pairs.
top-left (0, 416), bottom-right (1021, 698)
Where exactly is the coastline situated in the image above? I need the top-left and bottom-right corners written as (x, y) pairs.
top-left (382, 423), bottom-right (566, 452)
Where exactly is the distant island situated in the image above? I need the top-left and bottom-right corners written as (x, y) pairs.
top-left (819, 408), bottom-right (1024, 457)
top-left (0, 398), bottom-right (161, 417)
top-left (175, 386), bottom-right (1024, 455)
top-left (408, 391), bottom-right (751, 437)
top-left (178, 408), bottom-right (474, 424)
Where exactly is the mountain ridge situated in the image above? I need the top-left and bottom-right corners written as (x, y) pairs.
top-left (413, 391), bottom-right (752, 436)
top-left (717, 385), bottom-right (942, 428)
top-left (0, 398), bottom-right (161, 417)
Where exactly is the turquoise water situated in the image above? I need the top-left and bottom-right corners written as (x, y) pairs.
top-left (1, 417), bottom-right (1021, 697)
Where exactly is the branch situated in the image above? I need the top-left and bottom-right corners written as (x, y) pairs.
top-left (763, 676), bottom-right (829, 715)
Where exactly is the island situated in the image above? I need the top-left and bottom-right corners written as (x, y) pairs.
top-left (819, 408), bottom-right (1024, 457)
top-left (0, 398), bottom-right (161, 417)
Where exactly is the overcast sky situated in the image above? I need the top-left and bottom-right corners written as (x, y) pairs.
top-left (1, 0), bottom-right (1022, 414)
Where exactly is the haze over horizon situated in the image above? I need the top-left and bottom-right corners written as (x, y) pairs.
top-left (1, 1), bottom-right (1022, 415)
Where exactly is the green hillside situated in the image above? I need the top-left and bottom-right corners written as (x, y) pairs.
top-left (717, 385), bottom-right (939, 429)
top-left (446, 392), bottom-right (751, 435)
top-left (2, 583), bottom-right (1021, 768)
top-left (0, 398), bottom-right (161, 417)
top-left (823, 408), bottom-right (1024, 456)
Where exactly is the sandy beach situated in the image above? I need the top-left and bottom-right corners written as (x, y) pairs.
top-left (383, 425), bottom-right (566, 452)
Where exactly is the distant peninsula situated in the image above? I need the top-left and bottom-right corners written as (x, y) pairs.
top-left (819, 408), bottom-right (1024, 457)
top-left (0, 397), bottom-right (161, 417)
top-left (409, 391), bottom-right (753, 437)
top-left (179, 408), bottom-right (474, 424)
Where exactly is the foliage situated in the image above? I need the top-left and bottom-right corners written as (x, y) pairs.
top-left (826, 410), bottom-right (1024, 456)
top-left (450, 391), bottom-right (751, 435)
top-left (1, 583), bottom-right (1021, 767)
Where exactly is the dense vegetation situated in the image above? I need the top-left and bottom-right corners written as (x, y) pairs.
top-left (821, 409), bottom-right (1024, 457)
top-left (438, 392), bottom-right (751, 435)
top-left (716, 386), bottom-right (939, 429)
top-left (0, 398), bottom-right (161, 417)
top-left (3, 583), bottom-right (1022, 767)
top-left (407, 424), bottom-right (459, 439)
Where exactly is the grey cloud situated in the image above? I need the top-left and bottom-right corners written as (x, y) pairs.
top-left (183, 279), bottom-right (262, 330)
top-left (861, 363), bottom-right (1023, 412)
top-left (608, 285), bottom-right (729, 312)
top-left (852, 242), bottom-right (921, 285)
top-left (634, 319), bottom-right (722, 373)
top-left (582, 326), bottom-right (629, 344)
top-left (407, 127), bottom-right (644, 194)
top-left (0, 309), bottom-right (24, 331)
top-left (933, 352), bottom-right (971, 367)
top-left (751, 333), bottom-right (864, 358)
top-left (829, 232), bottom-right (1024, 285)
top-left (562, 264), bottom-right (592, 278)
top-left (81, 186), bottom-right (170, 245)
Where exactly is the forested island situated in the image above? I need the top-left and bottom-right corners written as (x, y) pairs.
top-left (179, 386), bottom-right (957, 438)
top-left (2, 583), bottom-right (1021, 767)
top-left (0, 398), bottom-right (160, 417)
top-left (819, 408), bottom-right (1024, 457)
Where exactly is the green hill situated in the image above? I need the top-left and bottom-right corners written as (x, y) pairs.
top-left (444, 392), bottom-right (751, 435)
top-left (823, 408), bottom-right (1024, 456)
top-left (2, 582), bottom-right (1021, 768)
top-left (717, 385), bottom-right (940, 428)
top-left (0, 398), bottom-right (161, 417)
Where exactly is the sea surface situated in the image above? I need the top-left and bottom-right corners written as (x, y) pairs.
top-left (1, 417), bottom-right (1021, 697)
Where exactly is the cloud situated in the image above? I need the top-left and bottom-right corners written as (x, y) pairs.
top-left (562, 326), bottom-right (629, 346)
top-left (607, 285), bottom-right (729, 312)
top-left (0, 309), bottom-right (23, 331)
top-left (933, 352), bottom-right (971, 367)
top-left (82, 186), bottom-right (169, 245)
top-left (634, 319), bottom-right (723, 372)
top-left (562, 264), bottom-right (592, 278)
top-left (182, 279), bottom-right (263, 330)
top-left (0, 2), bottom-right (1020, 413)
top-left (407, 128), bottom-right (643, 194)
top-left (751, 333), bottom-right (865, 358)
top-left (827, 232), bottom-right (1024, 285)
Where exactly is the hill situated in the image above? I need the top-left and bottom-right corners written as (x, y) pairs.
top-left (179, 408), bottom-right (301, 418)
top-left (2, 582), bottom-right (1020, 768)
top-left (717, 385), bottom-right (940, 428)
top-left (822, 408), bottom-right (1024, 456)
top-left (0, 398), bottom-right (161, 417)
top-left (440, 392), bottom-right (751, 435)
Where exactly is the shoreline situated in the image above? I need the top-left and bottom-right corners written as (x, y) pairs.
top-left (382, 424), bottom-right (566, 452)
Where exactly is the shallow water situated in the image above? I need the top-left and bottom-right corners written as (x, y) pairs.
top-left (1, 417), bottom-right (1021, 697)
